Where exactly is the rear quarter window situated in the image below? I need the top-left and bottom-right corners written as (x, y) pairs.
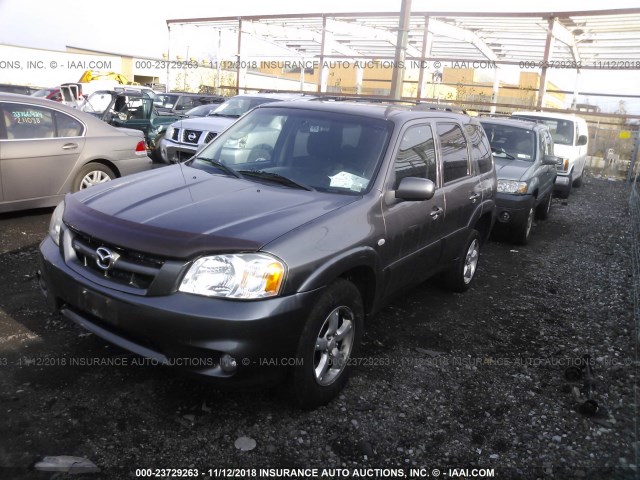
top-left (465, 123), bottom-right (493, 174)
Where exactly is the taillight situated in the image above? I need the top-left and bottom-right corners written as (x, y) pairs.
top-left (135, 140), bottom-right (146, 153)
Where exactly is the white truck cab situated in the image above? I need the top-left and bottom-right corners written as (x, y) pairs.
top-left (512, 111), bottom-right (588, 198)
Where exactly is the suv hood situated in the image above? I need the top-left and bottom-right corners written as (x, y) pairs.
top-left (64, 165), bottom-right (358, 258)
top-left (169, 115), bottom-right (236, 133)
top-left (493, 157), bottom-right (534, 182)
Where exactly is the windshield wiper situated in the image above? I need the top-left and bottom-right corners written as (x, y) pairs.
top-left (192, 157), bottom-right (242, 178)
top-left (491, 147), bottom-right (516, 160)
top-left (210, 113), bottom-right (241, 118)
top-left (237, 170), bottom-right (314, 191)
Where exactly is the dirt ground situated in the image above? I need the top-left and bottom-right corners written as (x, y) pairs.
top-left (0, 176), bottom-right (637, 480)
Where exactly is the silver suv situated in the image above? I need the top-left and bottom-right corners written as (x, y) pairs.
top-left (158, 93), bottom-right (306, 163)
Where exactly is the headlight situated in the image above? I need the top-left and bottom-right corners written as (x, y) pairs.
top-left (179, 253), bottom-right (285, 299)
top-left (48, 201), bottom-right (65, 246)
top-left (497, 179), bottom-right (528, 194)
top-left (166, 126), bottom-right (174, 139)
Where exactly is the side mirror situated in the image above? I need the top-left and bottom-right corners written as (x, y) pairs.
top-left (577, 135), bottom-right (588, 146)
top-left (395, 177), bottom-right (435, 201)
top-left (543, 155), bottom-right (562, 166)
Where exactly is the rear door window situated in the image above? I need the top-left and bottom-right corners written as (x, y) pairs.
top-left (2, 104), bottom-right (55, 139)
top-left (437, 122), bottom-right (470, 183)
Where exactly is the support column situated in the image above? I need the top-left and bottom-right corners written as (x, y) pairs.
top-left (490, 67), bottom-right (500, 114)
top-left (166, 26), bottom-right (171, 93)
top-left (416, 15), bottom-right (432, 100)
top-left (390, 0), bottom-right (412, 99)
top-left (355, 61), bottom-right (364, 94)
top-left (216, 29), bottom-right (222, 95)
top-left (536, 16), bottom-right (555, 110)
top-left (317, 16), bottom-right (328, 93)
top-left (236, 18), bottom-right (242, 95)
top-left (571, 69), bottom-right (581, 109)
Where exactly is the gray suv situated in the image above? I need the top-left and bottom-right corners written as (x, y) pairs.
top-left (38, 100), bottom-right (496, 408)
top-left (480, 118), bottom-right (560, 245)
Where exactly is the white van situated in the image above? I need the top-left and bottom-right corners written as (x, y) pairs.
top-left (512, 111), bottom-right (588, 198)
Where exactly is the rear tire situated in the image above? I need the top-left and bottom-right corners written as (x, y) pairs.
top-left (290, 279), bottom-right (364, 409)
top-left (443, 230), bottom-right (481, 292)
top-left (72, 163), bottom-right (115, 192)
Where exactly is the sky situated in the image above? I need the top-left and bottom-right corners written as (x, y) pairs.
top-left (0, 0), bottom-right (639, 112)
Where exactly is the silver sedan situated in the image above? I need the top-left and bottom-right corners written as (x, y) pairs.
top-left (0, 93), bottom-right (152, 213)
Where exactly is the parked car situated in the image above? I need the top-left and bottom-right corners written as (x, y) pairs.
top-left (480, 118), bottom-right (560, 244)
top-left (81, 89), bottom-right (175, 155)
top-left (158, 93), bottom-right (306, 163)
top-left (0, 93), bottom-right (151, 213)
top-left (38, 100), bottom-right (496, 408)
top-left (0, 83), bottom-right (41, 96)
top-left (153, 92), bottom-right (225, 115)
top-left (512, 111), bottom-right (589, 198)
top-left (32, 87), bottom-right (63, 102)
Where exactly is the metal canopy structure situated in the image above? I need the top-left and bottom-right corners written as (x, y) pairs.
top-left (167, 8), bottom-right (640, 66)
top-left (167, 8), bottom-right (640, 110)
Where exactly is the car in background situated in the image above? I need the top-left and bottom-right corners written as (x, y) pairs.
top-left (81, 89), bottom-right (177, 155)
top-left (158, 93), bottom-right (307, 163)
top-left (512, 111), bottom-right (589, 198)
top-left (153, 93), bottom-right (225, 115)
top-left (480, 117), bottom-right (560, 244)
top-left (38, 99), bottom-right (496, 408)
top-left (0, 84), bottom-right (41, 96)
top-left (32, 87), bottom-right (63, 102)
top-left (0, 93), bottom-right (152, 213)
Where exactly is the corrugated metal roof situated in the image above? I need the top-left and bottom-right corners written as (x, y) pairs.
top-left (167, 9), bottom-right (640, 68)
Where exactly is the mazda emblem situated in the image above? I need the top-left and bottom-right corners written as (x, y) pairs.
top-left (95, 246), bottom-right (119, 271)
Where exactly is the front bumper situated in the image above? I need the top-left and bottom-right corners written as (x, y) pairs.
top-left (38, 236), bottom-right (321, 386)
top-left (555, 174), bottom-right (571, 186)
top-left (494, 193), bottom-right (534, 226)
top-left (159, 138), bottom-right (197, 164)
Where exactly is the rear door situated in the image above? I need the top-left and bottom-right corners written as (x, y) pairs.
top-left (0, 102), bottom-right (86, 201)
top-left (436, 121), bottom-right (481, 260)
top-left (381, 122), bottom-right (446, 294)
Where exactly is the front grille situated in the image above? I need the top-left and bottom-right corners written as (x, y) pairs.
top-left (69, 232), bottom-right (165, 291)
top-left (204, 131), bottom-right (217, 143)
top-left (171, 128), bottom-right (180, 141)
top-left (183, 129), bottom-right (202, 144)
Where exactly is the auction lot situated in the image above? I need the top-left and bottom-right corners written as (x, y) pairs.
top-left (0, 177), bottom-right (635, 479)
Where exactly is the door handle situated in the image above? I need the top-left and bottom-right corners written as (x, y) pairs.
top-left (430, 206), bottom-right (444, 220)
top-left (62, 143), bottom-right (78, 150)
top-left (469, 193), bottom-right (480, 203)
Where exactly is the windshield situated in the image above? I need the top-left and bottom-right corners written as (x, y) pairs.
top-left (81, 91), bottom-right (115, 114)
top-left (185, 104), bottom-right (216, 117)
top-left (154, 94), bottom-right (180, 109)
top-left (481, 123), bottom-right (536, 161)
top-left (210, 97), bottom-right (277, 118)
top-left (513, 115), bottom-right (574, 146)
top-left (190, 107), bottom-right (392, 195)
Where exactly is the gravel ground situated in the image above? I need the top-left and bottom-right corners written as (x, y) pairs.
top-left (0, 176), bottom-right (637, 480)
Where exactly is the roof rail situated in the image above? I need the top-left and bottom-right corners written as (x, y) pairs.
top-left (412, 102), bottom-right (467, 114)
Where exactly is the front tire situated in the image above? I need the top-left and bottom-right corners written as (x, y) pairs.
top-left (290, 279), bottom-right (364, 409)
top-left (572, 174), bottom-right (583, 187)
top-left (513, 206), bottom-right (535, 245)
top-left (72, 163), bottom-right (115, 192)
top-left (443, 230), bottom-right (481, 292)
top-left (535, 193), bottom-right (552, 220)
